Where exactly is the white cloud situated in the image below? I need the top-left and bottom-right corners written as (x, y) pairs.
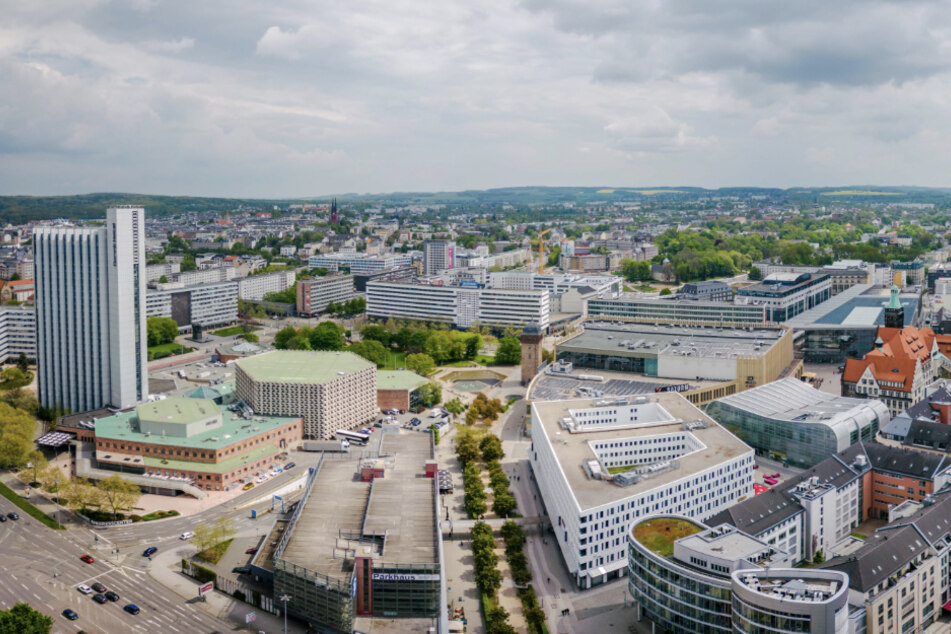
top-left (142, 37), bottom-right (195, 54)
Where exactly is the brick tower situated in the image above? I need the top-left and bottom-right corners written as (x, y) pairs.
top-left (520, 323), bottom-right (544, 386)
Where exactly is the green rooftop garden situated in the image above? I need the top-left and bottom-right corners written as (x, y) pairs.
top-left (633, 518), bottom-right (703, 557)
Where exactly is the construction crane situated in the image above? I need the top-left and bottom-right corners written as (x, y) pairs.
top-left (537, 228), bottom-right (552, 274)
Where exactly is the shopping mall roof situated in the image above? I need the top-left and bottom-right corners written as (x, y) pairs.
top-left (235, 350), bottom-right (374, 384)
top-left (783, 284), bottom-right (919, 330)
top-left (376, 370), bottom-right (428, 391)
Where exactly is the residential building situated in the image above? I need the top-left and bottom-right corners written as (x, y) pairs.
top-left (34, 206), bottom-right (148, 411)
top-left (168, 265), bottom-right (236, 286)
top-left (308, 254), bottom-right (413, 275)
top-left (891, 259), bottom-right (925, 287)
top-left (145, 261), bottom-right (181, 282)
top-left (146, 281), bottom-right (238, 332)
top-left (528, 392), bottom-right (755, 588)
top-left (238, 269), bottom-right (296, 301)
top-left (423, 240), bottom-right (455, 275)
top-left (296, 275), bottom-right (355, 317)
top-left (235, 350), bottom-right (377, 439)
top-left (366, 281), bottom-right (550, 331)
top-left (352, 266), bottom-right (417, 292)
top-left (0, 305), bottom-right (36, 362)
top-left (735, 272), bottom-right (832, 322)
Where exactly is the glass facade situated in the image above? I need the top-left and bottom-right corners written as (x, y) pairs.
top-left (628, 543), bottom-right (733, 634)
top-left (798, 328), bottom-right (877, 363)
top-left (732, 596), bottom-right (812, 633)
top-left (273, 560), bottom-right (353, 633)
top-left (364, 564), bottom-right (440, 618)
top-left (705, 401), bottom-right (879, 468)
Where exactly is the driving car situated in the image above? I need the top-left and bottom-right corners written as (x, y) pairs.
top-left (7, 512), bottom-right (18, 520)
top-left (284, 462), bottom-right (296, 470)
top-left (62, 609), bottom-right (78, 620)
top-left (232, 565), bottom-right (251, 574)
top-left (180, 531), bottom-right (195, 540)
top-left (143, 547), bottom-right (157, 557)
top-left (80, 554), bottom-right (95, 564)
top-left (76, 584), bottom-right (93, 595)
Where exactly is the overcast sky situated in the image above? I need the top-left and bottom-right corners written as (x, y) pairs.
top-left (3, 0), bottom-right (951, 197)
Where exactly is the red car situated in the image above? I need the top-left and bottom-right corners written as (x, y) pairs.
top-left (245, 547), bottom-right (258, 555)
top-left (80, 554), bottom-right (95, 564)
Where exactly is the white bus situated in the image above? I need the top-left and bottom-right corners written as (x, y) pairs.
top-left (336, 429), bottom-right (370, 444)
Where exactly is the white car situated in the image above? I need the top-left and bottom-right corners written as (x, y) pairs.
top-left (77, 584), bottom-right (93, 595)
top-left (180, 531), bottom-right (195, 540)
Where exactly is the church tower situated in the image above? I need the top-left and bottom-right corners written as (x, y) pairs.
top-left (330, 198), bottom-right (339, 224)
top-left (520, 323), bottom-right (544, 386)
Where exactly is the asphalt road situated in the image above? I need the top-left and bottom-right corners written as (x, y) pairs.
top-left (0, 498), bottom-right (229, 634)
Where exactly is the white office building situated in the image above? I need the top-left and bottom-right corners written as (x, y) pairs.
top-left (296, 275), bottom-right (355, 317)
top-left (308, 254), bottom-right (413, 275)
top-left (529, 393), bottom-right (754, 588)
top-left (424, 240), bottom-right (455, 275)
top-left (0, 305), bottom-right (37, 362)
top-left (34, 206), bottom-right (148, 411)
top-left (366, 281), bottom-right (550, 330)
top-left (238, 270), bottom-right (296, 301)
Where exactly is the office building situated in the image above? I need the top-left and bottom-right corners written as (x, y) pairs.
top-left (528, 392), bottom-right (755, 588)
top-left (674, 280), bottom-right (733, 302)
top-left (146, 281), bottom-right (238, 332)
top-left (145, 261), bottom-right (181, 283)
top-left (34, 206), bottom-right (148, 411)
top-left (237, 269), bottom-right (296, 302)
top-left (308, 254), bottom-right (413, 276)
top-left (735, 272), bottom-right (832, 322)
top-left (352, 266), bottom-right (417, 292)
top-left (706, 378), bottom-right (889, 468)
top-left (367, 281), bottom-right (550, 331)
top-left (588, 295), bottom-right (771, 326)
top-left (295, 275), bottom-right (355, 317)
top-left (423, 240), bottom-right (455, 275)
top-left (755, 260), bottom-right (871, 296)
top-left (783, 284), bottom-right (920, 363)
top-left (272, 432), bottom-right (442, 633)
top-left (235, 350), bottom-right (377, 439)
top-left (376, 370), bottom-right (429, 412)
top-left (627, 516), bottom-right (848, 634)
top-left (891, 259), bottom-right (925, 286)
top-left (0, 305), bottom-right (36, 362)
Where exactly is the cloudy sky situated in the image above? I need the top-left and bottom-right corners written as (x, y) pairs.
top-left (2, 0), bottom-right (951, 197)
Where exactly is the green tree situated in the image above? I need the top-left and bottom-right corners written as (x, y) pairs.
top-left (15, 353), bottom-right (28, 373)
top-left (0, 367), bottom-right (30, 389)
top-left (158, 275), bottom-right (168, 283)
top-left (360, 325), bottom-right (390, 346)
top-left (240, 332), bottom-right (259, 343)
top-left (24, 450), bottom-right (47, 485)
top-left (494, 336), bottom-right (521, 365)
top-left (62, 477), bottom-right (103, 515)
top-left (406, 353), bottom-right (436, 376)
top-left (0, 602), bottom-right (54, 634)
top-left (418, 382), bottom-right (442, 407)
top-left (146, 316), bottom-right (179, 346)
top-left (659, 288), bottom-right (672, 296)
top-left (424, 331), bottom-right (452, 364)
top-left (748, 265), bottom-right (762, 281)
top-left (273, 325), bottom-right (297, 349)
top-left (0, 403), bottom-right (35, 468)
top-left (285, 335), bottom-right (312, 350)
top-left (620, 259), bottom-right (651, 282)
top-left (211, 517), bottom-right (236, 546)
top-left (480, 435), bottom-right (504, 462)
top-left (190, 523), bottom-right (216, 554)
top-left (492, 492), bottom-right (516, 518)
top-left (309, 321), bottom-right (344, 351)
top-left (444, 398), bottom-right (465, 416)
top-left (96, 474), bottom-right (141, 518)
top-left (349, 339), bottom-right (388, 367)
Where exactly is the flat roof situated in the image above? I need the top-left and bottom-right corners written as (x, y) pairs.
top-left (783, 284), bottom-right (919, 329)
top-left (136, 397), bottom-right (218, 425)
top-left (236, 350), bottom-right (374, 384)
top-left (95, 401), bottom-right (298, 450)
top-left (558, 322), bottom-right (783, 359)
top-left (280, 432), bottom-right (436, 580)
top-left (376, 370), bottom-right (428, 391)
top-left (530, 368), bottom-right (721, 402)
top-left (533, 393), bottom-right (752, 511)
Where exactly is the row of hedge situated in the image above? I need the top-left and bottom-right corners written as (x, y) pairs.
top-left (501, 521), bottom-right (547, 633)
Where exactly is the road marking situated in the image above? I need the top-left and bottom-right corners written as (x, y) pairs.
top-left (19, 583), bottom-right (27, 591)
top-left (168, 625), bottom-right (180, 632)
top-left (31, 593), bottom-right (41, 602)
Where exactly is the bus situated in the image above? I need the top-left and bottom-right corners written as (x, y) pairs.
top-left (336, 429), bottom-right (370, 444)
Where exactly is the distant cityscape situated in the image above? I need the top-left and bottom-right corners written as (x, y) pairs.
top-left (1, 192), bottom-right (951, 633)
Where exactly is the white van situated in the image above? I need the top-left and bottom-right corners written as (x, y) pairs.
top-left (180, 531), bottom-right (195, 540)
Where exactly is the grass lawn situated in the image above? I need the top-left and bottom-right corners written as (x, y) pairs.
top-left (385, 349), bottom-right (406, 369)
top-left (0, 480), bottom-right (63, 529)
top-left (633, 517), bottom-right (702, 557)
top-left (148, 342), bottom-right (192, 359)
top-left (212, 325), bottom-right (259, 337)
top-left (196, 538), bottom-right (233, 564)
top-left (607, 464), bottom-right (642, 474)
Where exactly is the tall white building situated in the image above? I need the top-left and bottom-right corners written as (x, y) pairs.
top-left (424, 240), bottom-right (455, 275)
top-left (34, 206), bottom-right (148, 411)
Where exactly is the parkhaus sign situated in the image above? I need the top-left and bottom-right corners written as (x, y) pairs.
top-left (371, 573), bottom-right (439, 582)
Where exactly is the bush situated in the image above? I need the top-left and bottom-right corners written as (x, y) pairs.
top-left (191, 563), bottom-right (216, 584)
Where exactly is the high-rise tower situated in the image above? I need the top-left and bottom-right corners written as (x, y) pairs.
top-left (884, 284), bottom-right (904, 329)
top-left (329, 198), bottom-right (339, 224)
top-left (424, 240), bottom-right (455, 275)
top-left (34, 206), bottom-right (148, 411)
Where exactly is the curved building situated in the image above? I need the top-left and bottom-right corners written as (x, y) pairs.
top-left (731, 569), bottom-right (849, 634)
top-left (706, 377), bottom-right (888, 468)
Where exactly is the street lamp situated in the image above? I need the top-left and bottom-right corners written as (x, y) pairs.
top-left (280, 594), bottom-right (291, 634)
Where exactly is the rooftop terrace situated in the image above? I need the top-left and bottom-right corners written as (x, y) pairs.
top-left (236, 350), bottom-right (374, 384)
top-left (632, 517), bottom-right (703, 557)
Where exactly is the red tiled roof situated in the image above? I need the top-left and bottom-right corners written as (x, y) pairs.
top-left (844, 356), bottom-right (918, 393)
top-left (868, 326), bottom-right (935, 362)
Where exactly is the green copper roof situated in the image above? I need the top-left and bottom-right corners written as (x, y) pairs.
top-left (376, 370), bottom-right (428, 391)
top-left (137, 398), bottom-right (218, 425)
top-left (887, 284), bottom-right (902, 310)
top-left (236, 350), bottom-right (374, 384)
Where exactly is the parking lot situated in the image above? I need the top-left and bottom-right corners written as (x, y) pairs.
top-left (374, 406), bottom-right (453, 435)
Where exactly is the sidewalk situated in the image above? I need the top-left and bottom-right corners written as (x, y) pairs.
top-left (149, 547), bottom-right (308, 633)
top-left (0, 471), bottom-right (77, 527)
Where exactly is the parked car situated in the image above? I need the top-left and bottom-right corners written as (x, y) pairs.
top-left (242, 482), bottom-right (254, 490)
top-left (77, 584), bottom-right (93, 595)
top-left (143, 547), bottom-right (158, 557)
top-left (232, 565), bottom-right (251, 574)
top-left (91, 582), bottom-right (107, 593)
top-left (62, 609), bottom-right (78, 620)
top-left (0, 515), bottom-right (7, 523)
top-left (7, 512), bottom-right (18, 520)
top-left (123, 604), bottom-right (140, 615)
top-left (284, 462), bottom-right (296, 470)
top-left (80, 554), bottom-right (95, 564)
top-left (245, 546), bottom-right (258, 555)
top-left (91, 594), bottom-right (107, 604)
top-left (104, 591), bottom-right (120, 602)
